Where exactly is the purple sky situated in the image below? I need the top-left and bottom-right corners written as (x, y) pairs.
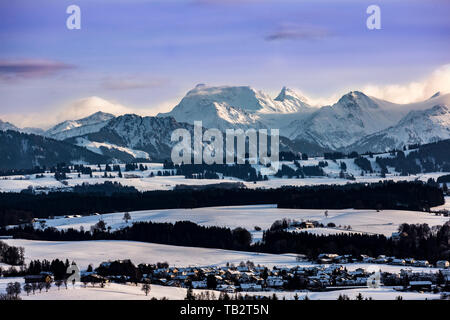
top-left (0, 0), bottom-right (449, 126)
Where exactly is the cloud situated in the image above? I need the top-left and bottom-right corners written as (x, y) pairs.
top-left (362, 64), bottom-right (450, 104)
top-left (0, 95), bottom-right (180, 129)
top-left (0, 59), bottom-right (74, 80)
top-left (265, 24), bottom-right (331, 42)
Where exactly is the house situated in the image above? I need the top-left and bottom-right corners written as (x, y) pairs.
top-left (165, 280), bottom-right (181, 287)
top-left (81, 274), bottom-right (108, 284)
top-left (414, 260), bottom-right (430, 267)
top-left (236, 266), bottom-right (250, 272)
top-left (436, 260), bottom-right (449, 269)
top-left (24, 274), bottom-right (53, 284)
top-left (217, 284), bottom-right (236, 293)
top-left (266, 276), bottom-right (285, 288)
top-left (318, 253), bottom-right (339, 260)
top-left (375, 255), bottom-right (388, 264)
top-left (226, 270), bottom-right (241, 279)
top-left (304, 222), bottom-right (315, 229)
top-left (349, 268), bottom-right (366, 276)
top-left (240, 283), bottom-right (262, 292)
top-left (191, 280), bottom-right (207, 289)
top-left (392, 259), bottom-right (406, 266)
top-left (361, 255), bottom-right (375, 263)
top-left (391, 232), bottom-right (401, 241)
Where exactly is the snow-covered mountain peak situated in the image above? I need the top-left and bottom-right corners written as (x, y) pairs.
top-left (347, 104), bottom-right (450, 153)
top-left (81, 111), bottom-right (115, 123)
top-left (274, 87), bottom-right (310, 112)
top-left (399, 104), bottom-right (450, 126)
top-left (336, 91), bottom-right (379, 110)
top-left (45, 111), bottom-right (115, 140)
top-left (275, 87), bottom-right (305, 102)
top-left (182, 84), bottom-right (271, 112)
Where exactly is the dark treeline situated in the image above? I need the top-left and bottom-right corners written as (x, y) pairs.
top-left (437, 174), bottom-right (450, 184)
top-left (2, 221), bottom-right (253, 251)
top-left (0, 181), bottom-right (444, 227)
top-left (0, 240), bottom-right (24, 265)
top-left (1, 258), bottom-right (72, 280)
top-left (376, 140), bottom-right (450, 175)
top-left (354, 157), bottom-right (373, 173)
top-left (3, 222), bottom-right (449, 263)
top-left (275, 163), bottom-right (325, 178)
top-left (256, 221), bottom-right (450, 263)
top-left (165, 162), bottom-right (267, 181)
top-left (277, 181), bottom-right (443, 211)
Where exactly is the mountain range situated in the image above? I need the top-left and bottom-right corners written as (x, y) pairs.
top-left (1, 84), bottom-right (449, 168)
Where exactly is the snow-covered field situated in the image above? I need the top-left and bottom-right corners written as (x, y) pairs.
top-left (0, 241), bottom-right (444, 301)
top-left (0, 277), bottom-right (214, 300)
top-left (3, 239), bottom-right (443, 275)
top-left (0, 277), bottom-right (440, 300)
top-left (0, 161), bottom-right (448, 193)
top-left (34, 205), bottom-right (449, 240)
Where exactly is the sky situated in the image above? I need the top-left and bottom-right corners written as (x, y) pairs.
top-left (0, 0), bottom-right (449, 128)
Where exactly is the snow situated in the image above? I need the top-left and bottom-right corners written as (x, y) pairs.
top-left (1, 240), bottom-right (445, 300)
top-left (0, 277), bottom-right (214, 300)
top-left (0, 277), bottom-right (440, 300)
top-left (75, 137), bottom-right (151, 159)
top-left (291, 91), bottom-right (402, 149)
top-left (45, 111), bottom-right (114, 140)
top-left (1, 158), bottom-right (448, 194)
top-left (352, 104), bottom-right (450, 152)
top-left (158, 84), bottom-right (311, 134)
top-left (3, 239), bottom-right (443, 275)
top-left (432, 196), bottom-right (450, 211)
top-left (248, 287), bottom-right (441, 300)
top-left (33, 205), bottom-right (449, 239)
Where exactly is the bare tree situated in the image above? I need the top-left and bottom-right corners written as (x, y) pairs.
top-left (23, 283), bottom-right (32, 296)
top-left (6, 282), bottom-right (21, 299)
top-left (55, 280), bottom-right (63, 290)
top-left (141, 282), bottom-right (151, 296)
top-left (31, 282), bottom-right (37, 295)
top-left (123, 212), bottom-right (131, 224)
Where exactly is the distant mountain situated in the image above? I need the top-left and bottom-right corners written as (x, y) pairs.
top-left (158, 84), bottom-right (311, 132)
top-left (67, 114), bottom-right (194, 161)
top-left (0, 119), bottom-right (20, 132)
top-left (0, 130), bottom-right (108, 169)
top-left (158, 85), bottom-right (450, 153)
top-left (45, 111), bottom-right (115, 140)
top-left (0, 120), bottom-right (45, 136)
top-left (274, 86), bottom-right (311, 112)
top-left (347, 104), bottom-right (450, 153)
top-left (287, 91), bottom-right (403, 150)
top-left (2, 86), bottom-right (449, 165)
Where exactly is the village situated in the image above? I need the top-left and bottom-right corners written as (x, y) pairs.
top-left (17, 253), bottom-right (449, 298)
